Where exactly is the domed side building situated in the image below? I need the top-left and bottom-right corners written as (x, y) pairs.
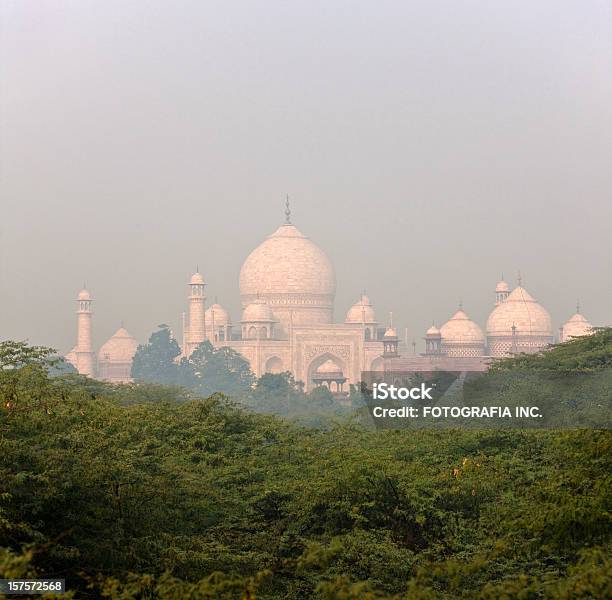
top-left (64, 288), bottom-right (141, 382)
top-left (486, 285), bottom-right (553, 357)
top-left (440, 308), bottom-right (485, 357)
top-left (97, 327), bottom-right (139, 383)
top-left (559, 306), bottom-right (593, 342)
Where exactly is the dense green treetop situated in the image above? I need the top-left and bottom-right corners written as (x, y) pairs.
top-left (131, 325), bottom-right (182, 385)
top-left (490, 326), bottom-right (612, 372)
top-left (0, 331), bottom-right (610, 598)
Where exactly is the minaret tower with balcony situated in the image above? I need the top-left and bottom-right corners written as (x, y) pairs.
top-left (75, 287), bottom-right (95, 376)
top-left (186, 269), bottom-right (206, 355)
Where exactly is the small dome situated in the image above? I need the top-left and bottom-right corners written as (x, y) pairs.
top-left (383, 327), bottom-right (398, 339)
top-left (241, 299), bottom-right (276, 323)
top-left (486, 286), bottom-right (552, 337)
top-left (315, 359), bottom-right (343, 376)
top-left (561, 311), bottom-right (592, 341)
top-left (78, 288), bottom-right (91, 300)
top-left (440, 309), bottom-right (484, 342)
top-left (190, 271), bottom-right (205, 285)
top-left (345, 295), bottom-right (376, 324)
top-left (426, 324), bottom-right (441, 337)
top-left (65, 346), bottom-right (78, 368)
top-left (495, 280), bottom-right (510, 293)
top-left (98, 327), bottom-right (139, 363)
top-left (206, 303), bottom-right (230, 326)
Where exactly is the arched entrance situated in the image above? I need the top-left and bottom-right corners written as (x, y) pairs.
top-left (265, 356), bottom-right (283, 374)
top-left (370, 356), bottom-right (384, 373)
top-left (307, 353), bottom-right (346, 393)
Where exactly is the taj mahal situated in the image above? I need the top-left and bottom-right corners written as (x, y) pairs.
top-left (65, 203), bottom-right (596, 389)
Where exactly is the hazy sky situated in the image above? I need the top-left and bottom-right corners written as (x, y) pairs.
top-left (1, 0), bottom-right (611, 354)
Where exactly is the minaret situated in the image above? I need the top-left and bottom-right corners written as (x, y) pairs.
top-left (75, 287), bottom-right (95, 376)
top-left (187, 269), bottom-right (206, 354)
top-left (495, 274), bottom-right (510, 305)
top-left (382, 312), bottom-right (399, 358)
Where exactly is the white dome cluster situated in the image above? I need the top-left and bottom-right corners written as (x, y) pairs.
top-left (425, 278), bottom-right (593, 359)
top-left (67, 205), bottom-right (601, 391)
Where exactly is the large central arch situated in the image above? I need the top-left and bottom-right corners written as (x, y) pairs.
top-left (306, 352), bottom-right (346, 390)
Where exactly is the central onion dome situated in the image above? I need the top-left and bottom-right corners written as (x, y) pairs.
top-left (440, 309), bottom-right (485, 357)
top-left (239, 221), bottom-right (336, 335)
top-left (486, 286), bottom-right (553, 357)
top-left (345, 295), bottom-right (376, 324)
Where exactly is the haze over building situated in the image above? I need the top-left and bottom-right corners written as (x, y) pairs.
top-left (66, 205), bottom-right (595, 387)
top-left (1, 3), bottom-right (611, 355)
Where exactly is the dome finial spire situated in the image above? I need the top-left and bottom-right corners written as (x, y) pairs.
top-left (285, 194), bottom-right (291, 224)
top-left (576, 299), bottom-right (580, 314)
top-left (517, 270), bottom-right (522, 287)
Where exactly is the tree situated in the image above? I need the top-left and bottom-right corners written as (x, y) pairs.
top-left (186, 341), bottom-right (255, 398)
top-left (131, 325), bottom-right (182, 385)
top-left (308, 385), bottom-right (334, 406)
top-left (0, 340), bottom-right (59, 369)
top-left (249, 371), bottom-right (305, 413)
